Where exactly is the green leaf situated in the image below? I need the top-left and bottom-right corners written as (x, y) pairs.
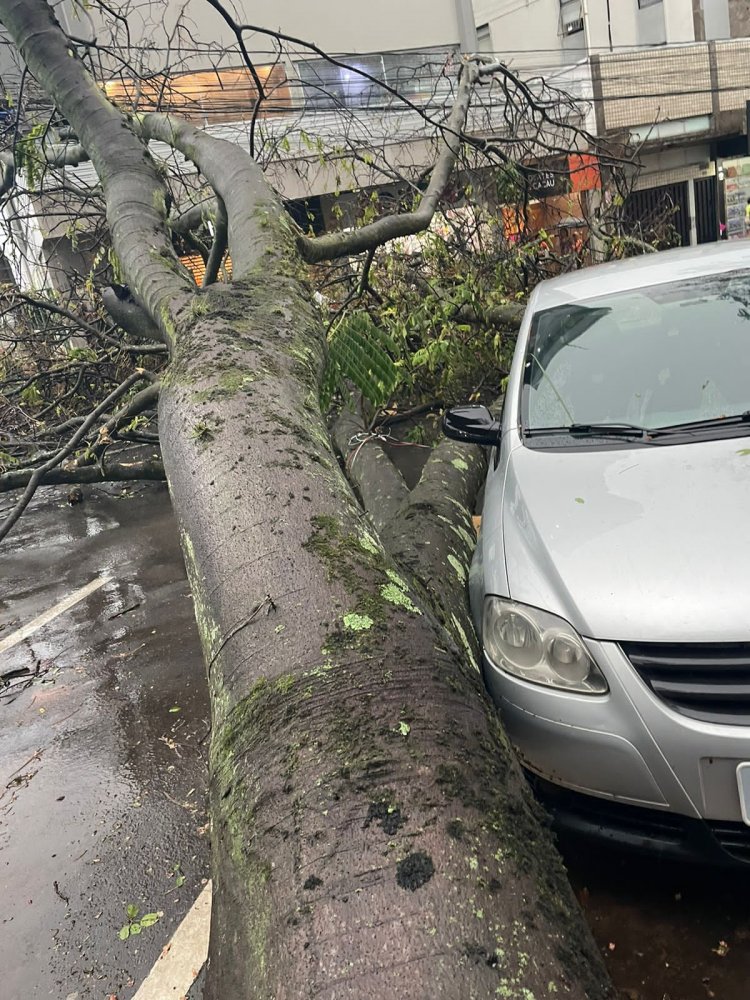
top-left (398, 721), bottom-right (411, 737)
top-left (118, 925), bottom-right (130, 940)
top-left (129, 922), bottom-right (141, 935)
top-left (126, 903), bottom-right (139, 921)
top-left (174, 874), bottom-right (186, 888)
top-left (20, 384), bottom-right (43, 407)
top-left (574, 497), bottom-right (585, 505)
top-left (321, 312), bottom-right (398, 410)
top-left (169, 706), bottom-right (181, 713)
top-left (737, 449), bottom-right (750, 456)
top-left (140, 912), bottom-right (160, 927)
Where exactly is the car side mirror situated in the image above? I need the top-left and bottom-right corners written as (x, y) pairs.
top-left (442, 404), bottom-right (501, 445)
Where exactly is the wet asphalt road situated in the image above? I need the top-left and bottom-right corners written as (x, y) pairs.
top-left (1, 483), bottom-right (749, 999)
top-left (0, 484), bottom-right (210, 999)
top-left (567, 843), bottom-right (750, 999)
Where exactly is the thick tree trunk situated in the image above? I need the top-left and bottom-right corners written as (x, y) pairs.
top-left (159, 219), bottom-right (612, 999)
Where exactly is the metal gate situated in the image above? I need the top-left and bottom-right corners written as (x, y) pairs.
top-left (624, 181), bottom-right (690, 248)
top-left (695, 176), bottom-right (719, 244)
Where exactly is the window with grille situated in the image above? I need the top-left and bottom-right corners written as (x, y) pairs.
top-left (560, 0), bottom-right (584, 35)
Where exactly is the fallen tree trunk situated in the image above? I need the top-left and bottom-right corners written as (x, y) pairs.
top-left (332, 403), bottom-right (488, 663)
top-left (160, 215), bottom-right (612, 999)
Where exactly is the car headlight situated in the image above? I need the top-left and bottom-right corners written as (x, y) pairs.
top-left (483, 597), bottom-right (608, 694)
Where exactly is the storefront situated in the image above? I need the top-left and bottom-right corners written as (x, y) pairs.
top-left (720, 156), bottom-right (750, 240)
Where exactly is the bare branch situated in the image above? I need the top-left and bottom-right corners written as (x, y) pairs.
top-left (0, 370), bottom-right (150, 543)
top-left (201, 0), bottom-right (267, 157)
top-left (9, 289), bottom-right (167, 354)
top-left (0, 454), bottom-right (164, 492)
top-left (297, 62), bottom-right (478, 263)
top-left (202, 196), bottom-right (227, 287)
top-left (70, 380), bottom-right (160, 468)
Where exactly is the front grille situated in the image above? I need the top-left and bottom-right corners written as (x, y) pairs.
top-left (622, 642), bottom-right (750, 725)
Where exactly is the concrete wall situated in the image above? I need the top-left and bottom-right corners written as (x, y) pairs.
top-left (663, 0), bottom-right (701, 41)
top-left (699, 0), bottom-right (732, 37)
top-left (472, 0), bottom-right (580, 70)
top-left (728, 0), bottom-right (750, 35)
top-left (59, 0), bottom-right (460, 63)
top-left (474, 0), bottom-right (697, 71)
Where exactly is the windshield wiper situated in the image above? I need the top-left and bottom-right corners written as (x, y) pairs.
top-left (649, 412), bottom-right (750, 436)
top-left (525, 422), bottom-right (647, 439)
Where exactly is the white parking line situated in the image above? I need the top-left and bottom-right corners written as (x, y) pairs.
top-left (132, 881), bottom-right (212, 1000)
top-left (0, 575), bottom-right (109, 655)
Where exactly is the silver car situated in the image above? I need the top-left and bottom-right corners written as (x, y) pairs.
top-left (444, 243), bottom-right (750, 864)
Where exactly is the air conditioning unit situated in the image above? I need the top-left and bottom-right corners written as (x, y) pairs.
top-left (565, 17), bottom-right (584, 34)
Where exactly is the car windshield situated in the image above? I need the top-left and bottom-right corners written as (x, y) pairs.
top-left (522, 269), bottom-right (750, 437)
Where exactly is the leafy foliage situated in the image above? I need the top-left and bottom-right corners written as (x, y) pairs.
top-left (118, 904), bottom-right (160, 940)
top-left (321, 312), bottom-right (398, 409)
top-left (14, 122), bottom-right (46, 188)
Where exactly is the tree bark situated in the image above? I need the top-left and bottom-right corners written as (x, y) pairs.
top-left (333, 404), bottom-right (490, 665)
top-left (0, 455), bottom-right (165, 491)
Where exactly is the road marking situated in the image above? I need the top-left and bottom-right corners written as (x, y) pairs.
top-left (133, 880), bottom-right (212, 1000)
top-left (0, 575), bottom-right (109, 655)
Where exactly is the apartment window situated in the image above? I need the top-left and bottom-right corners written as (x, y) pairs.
top-left (560, 0), bottom-right (584, 35)
top-left (637, 0), bottom-right (662, 8)
top-left (104, 65), bottom-right (291, 124)
top-left (295, 46), bottom-right (459, 111)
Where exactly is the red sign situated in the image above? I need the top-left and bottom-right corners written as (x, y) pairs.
top-left (568, 153), bottom-right (601, 193)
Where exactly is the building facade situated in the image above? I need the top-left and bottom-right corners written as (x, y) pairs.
top-left (5, 0), bottom-right (750, 288)
top-left (477, 0), bottom-right (750, 246)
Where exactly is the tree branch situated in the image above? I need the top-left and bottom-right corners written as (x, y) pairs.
top-left (139, 113), bottom-right (283, 279)
top-left (0, 0), bottom-right (196, 346)
top-left (297, 61), bottom-right (478, 263)
top-left (202, 196), bottom-right (228, 287)
top-left (0, 370), bottom-right (149, 543)
top-left (331, 405), bottom-right (409, 535)
top-left (0, 454), bottom-right (164, 492)
top-left (0, 151), bottom-right (14, 196)
top-left (70, 380), bottom-right (160, 468)
top-left (169, 198), bottom-right (216, 236)
top-left (101, 285), bottom-right (165, 343)
top-left (9, 289), bottom-right (167, 354)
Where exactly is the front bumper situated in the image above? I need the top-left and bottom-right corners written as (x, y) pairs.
top-left (528, 772), bottom-right (750, 867)
top-left (484, 639), bottom-right (750, 846)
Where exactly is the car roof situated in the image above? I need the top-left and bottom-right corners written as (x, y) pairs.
top-left (534, 241), bottom-right (750, 309)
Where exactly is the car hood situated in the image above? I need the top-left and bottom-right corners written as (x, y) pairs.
top-left (499, 436), bottom-right (750, 642)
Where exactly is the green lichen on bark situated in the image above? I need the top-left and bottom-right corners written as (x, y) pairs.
top-left (304, 514), bottom-right (424, 633)
top-left (209, 677), bottom-right (278, 993)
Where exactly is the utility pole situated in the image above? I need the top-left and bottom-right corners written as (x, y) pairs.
top-left (455, 0), bottom-right (479, 53)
